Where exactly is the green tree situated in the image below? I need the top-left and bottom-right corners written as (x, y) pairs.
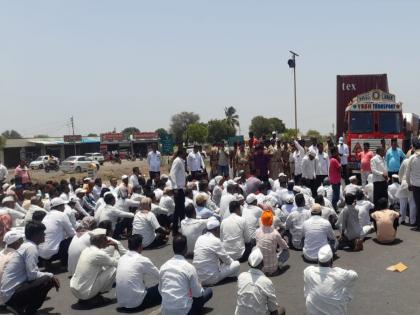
top-left (224, 106), bottom-right (240, 132)
top-left (87, 133), bottom-right (98, 137)
top-left (122, 127), bottom-right (140, 139)
top-left (155, 128), bottom-right (169, 139)
top-left (33, 134), bottom-right (49, 138)
top-left (207, 119), bottom-right (236, 144)
top-left (185, 123), bottom-right (208, 144)
top-left (169, 112), bottom-right (200, 144)
top-left (249, 116), bottom-right (286, 138)
top-left (0, 136), bottom-right (5, 151)
top-left (305, 129), bottom-right (322, 141)
top-left (2, 130), bottom-right (22, 139)
top-left (281, 128), bottom-right (299, 142)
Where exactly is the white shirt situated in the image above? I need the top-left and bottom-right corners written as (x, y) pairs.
top-left (407, 151), bottom-right (420, 187)
top-left (98, 204), bottom-right (134, 229)
top-left (132, 210), bottom-right (161, 247)
top-left (293, 140), bottom-right (305, 175)
top-left (70, 245), bottom-right (118, 300)
top-left (181, 217), bottom-right (208, 255)
top-left (159, 195), bottom-right (175, 215)
top-left (187, 151), bottom-right (204, 172)
top-left (302, 216), bottom-right (336, 261)
top-left (159, 255), bottom-right (203, 315)
top-left (38, 210), bottom-right (75, 259)
top-left (285, 207), bottom-right (311, 249)
top-left (219, 193), bottom-right (236, 220)
top-left (0, 207), bottom-right (25, 227)
top-left (316, 152), bottom-right (329, 176)
top-left (68, 232), bottom-right (91, 275)
top-left (92, 185), bottom-right (102, 201)
top-left (355, 200), bottom-right (374, 227)
top-left (170, 157), bottom-right (186, 190)
top-left (242, 205), bottom-right (263, 239)
top-left (221, 213), bottom-right (251, 260)
top-left (302, 155), bottom-right (316, 180)
top-left (116, 251), bottom-right (159, 308)
top-left (343, 183), bottom-right (361, 196)
top-left (0, 164), bottom-right (8, 182)
top-left (370, 154), bottom-right (387, 182)
top-left (0, 241), bottom-right (53, 303)
top-left (388, 182), bottom-right (400, 204)
top-left (147, 150), bottom-right (161, 172)
top-left (129, 174), bottom-right (140, 189)
top-left (193, 232), bottom-right (234, 283)
top-left (235, 268), bottom-right (278, 315)
top-left (337, 143), bottom-right (349, 165)
top-left (304, 266), bottom-right (358, 315)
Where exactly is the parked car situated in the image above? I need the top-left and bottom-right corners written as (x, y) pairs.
top-left (29, 155), bottom-right (60, 170)
top-left (84, 152), bottom-right (105, 165)
top-left (61, 156), bottom-right (100, 173)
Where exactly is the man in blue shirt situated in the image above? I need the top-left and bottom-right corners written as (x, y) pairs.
top-left (385, 138), bottom-right (406, 179)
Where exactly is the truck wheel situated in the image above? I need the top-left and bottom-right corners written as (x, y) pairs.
top-left (39, 164), bottom-right (44, 169)
top-left (75, 166), bottom-right (82, 173)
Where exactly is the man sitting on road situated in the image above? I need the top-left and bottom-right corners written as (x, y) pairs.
top-left (304, 245), bottom-right (358, 315)
top-left (235, 248), bottom-right (286, 315)
top-left (371, 197), bottom-right (400, 244)
top-left (337, 194), bottom-right (363, 251)
top-left (355, 189), bottom-right (374, 238)
top-left (70, 228), bottom-right (118, 308)
top-left (285, 193), bottom-right (311, 250)
top-left (256, 210), bottom-right (289, 276)
top-left (220, 200), bottom-right (252, 262)
top-left (193, 217), bottom-right (240, 286)
top-left (181, 204), bottom-right (209, 257)
top-left (0, 222), bottom-right (60, 315)
top-left (302, 204), bottom-right (337, 262)
top-left (159, 234), bottom-right (213, 315)
top-left (116, 234), bottom-right (161, 311)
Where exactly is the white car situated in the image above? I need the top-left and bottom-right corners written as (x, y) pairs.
top-left (29, 155), bottom-right (60, 170)
top-left (61, 156), bottom-right (100, 173)
top-left (85, 152), bottom-right (105, 165)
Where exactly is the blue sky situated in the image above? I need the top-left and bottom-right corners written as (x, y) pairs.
top-left (0, 0), bottom-right (419, 137)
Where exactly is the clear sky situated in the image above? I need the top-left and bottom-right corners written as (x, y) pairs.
top-left (1, 0), bottom-right (419, 137)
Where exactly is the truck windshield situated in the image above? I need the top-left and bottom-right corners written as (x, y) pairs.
top-left (350, 112), bottom-right (373, 133)
top-left (379, 112), bottom-right (401, 133)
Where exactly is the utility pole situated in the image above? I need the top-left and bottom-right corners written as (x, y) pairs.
top-left (288, 51), bottom-right (299, 138)
top-left (70, 116), bottom-right (76, 155)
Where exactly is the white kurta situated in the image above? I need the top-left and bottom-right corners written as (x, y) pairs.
top-left (220, 213), bottom-right (251, 260)
top-left (116, 251), bottom-right (159, 308)
top-left (304, 266), bottom-right (358, 315)
top-left (70, 245), bottom-right (118, 300)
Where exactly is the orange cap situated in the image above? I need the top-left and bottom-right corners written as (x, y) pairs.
top-left (261, 210), bottom-right (273, 227)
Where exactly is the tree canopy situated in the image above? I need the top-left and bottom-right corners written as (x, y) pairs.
top-left (169, 112), bottom-right (200, 144)
top-left (249, 116), bottom-right (286, 138)
top-left (185, 123), bottom-right (208, 144)
top-left (2, 130), bottom-right (22, 139)
top-left (33, 134), bottom-right (49, 138)
top-left (155, 128), bottom-right (169, 139)
top-left (207, 119), bottom-right (236, 144)
top-left (224, 106), bottom-right (239, 131)
top-left (87, 133), bottom-right (98, 137)
top-left (122, 127), bottom-right (140, 139)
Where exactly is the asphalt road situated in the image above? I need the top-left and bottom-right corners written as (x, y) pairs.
top-left (3, 225), bottom-right (420, 315)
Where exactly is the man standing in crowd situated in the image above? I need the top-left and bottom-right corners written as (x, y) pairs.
top-left (407, 138), bottom-right (420, 230)
top-left (187, 144), bottom-right (205, 180)
top-left (0, 222), bottom-right (60, 315)
top-left (304, 245), bottom-right (358, 314)
top-left (302, 150), bottom-right (317, 197)
top-left (386, 138), bottom-right (405, 179)
top-left (357, 142), bottom-right (374, 187)
top-left (147, 143), bottom-right (161, 180)
top-left (169, 148), bottom-right (187, 235)
top-left (315, 142), bottom-right (329, 190)
top-left (15, 160), bottom-right (31, 189)
top-left (235, 248), bottom-right (286, 315)
top-left (159, 235), bottom-right (213, 315)
top-left (217, 142), bottom-right (230, 177)
top-left (337, 137), bottom-right (349, 184)
top-left (328, 148), bottom-right (342, 210)
top-left (371, 147), bottom-right (388, 205)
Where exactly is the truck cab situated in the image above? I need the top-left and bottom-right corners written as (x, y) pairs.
top-left (344, 89), bottom-right (404, 172)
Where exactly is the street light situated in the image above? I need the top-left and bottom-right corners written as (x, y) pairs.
top-left (288, 50), bottom-right (299, 137)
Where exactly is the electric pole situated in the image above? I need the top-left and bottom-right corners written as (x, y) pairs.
top-left (288, 51), bottom-right (299, 138)
top-left (71, 116), bottom-right (76, 155)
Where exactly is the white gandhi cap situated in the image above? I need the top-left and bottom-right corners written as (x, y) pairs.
top-left (318, 244), bottom-right (333, 263)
